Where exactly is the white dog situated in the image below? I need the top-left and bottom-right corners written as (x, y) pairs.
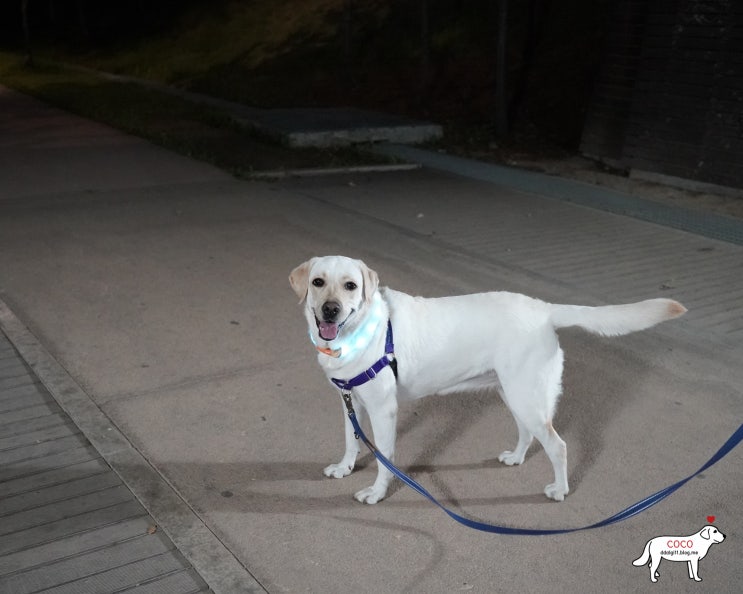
top-left (289, 255), bottom-right (686, 504)
top-left (633, 525), bottom-right (725, 582)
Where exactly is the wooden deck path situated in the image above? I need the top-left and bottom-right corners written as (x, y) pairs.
top-left (0, 332), bottom-right (211, 594)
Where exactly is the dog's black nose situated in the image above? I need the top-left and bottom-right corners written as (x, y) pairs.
top-left (322, 301), bottom-right (341, 321)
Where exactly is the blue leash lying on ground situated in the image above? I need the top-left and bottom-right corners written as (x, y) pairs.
top-left (341, 393), bottom-right (743, 535)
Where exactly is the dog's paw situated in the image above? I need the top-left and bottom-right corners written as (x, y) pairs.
top-left (323, 463), bottom-right (354, 479)
top-left (498, 450), bottom-right (525, 466)
top-left (354, 485), bottom-right (387, 504)
top-left (544, 483), bottom-right (568, 502)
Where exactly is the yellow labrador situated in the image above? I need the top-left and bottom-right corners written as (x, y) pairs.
top-left (289, 255), bottom-right (686, 504)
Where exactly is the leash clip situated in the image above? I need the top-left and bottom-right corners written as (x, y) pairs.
top-left (341, 391), bottom-right (361, 440)
top-left (342, 391), bottom-right (354, 415)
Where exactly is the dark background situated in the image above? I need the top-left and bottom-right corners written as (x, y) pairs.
top-left (0, 0), bottom-right (609, 150)
top-left (3, 0), bottom-right (741, 189)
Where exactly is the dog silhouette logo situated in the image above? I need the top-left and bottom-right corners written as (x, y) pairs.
top-left (632, 517), bottom-right (725, 583)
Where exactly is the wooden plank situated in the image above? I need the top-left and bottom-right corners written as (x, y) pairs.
top-left (0, 531), bottom-right (175, 594)
top-left (40, 554), bottom-right (196, 594)
top-left (0, 373), bottom-right (36, 392)
top-left (0, 516), bottom-right (153, 576)
top-left (0, 485), bottom-right (133, 537)
top-left (0, 381), bottom-right (48, 400)
top-left (0, 445), bottom-right (101, 485)
top-left (0, 369), bottom-right (35, 390)
top-left (0, 500), bottom-right (145, 556)
top-left (0, 434), bottom-right (90, 466)
top-left (0, 421), bottom-right (79, 454)
top-left (122, 568), bottom-right (209, 594)
top-left (0, 402), bottom-right (62, 427)
top-left (0, 414), bottom-right (70, 442)
top-left (0, 358), bottom-right (26, 375)
top-left (0, 458), bottom-right (109, 499)
top-left (1, 470), bottom-right (121, 517)
top-left (0, 389), bottom-right (54, 414)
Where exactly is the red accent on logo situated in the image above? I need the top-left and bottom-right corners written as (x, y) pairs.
top-left (706, 515), bottom-right (716, 523)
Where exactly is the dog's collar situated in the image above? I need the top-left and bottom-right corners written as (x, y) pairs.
top-left (331, 321), bottom-right (397, 392)
top-left (310, 292), bottom-right (385, 358)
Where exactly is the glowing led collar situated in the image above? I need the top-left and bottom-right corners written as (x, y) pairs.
top-left (310, 292), bottom-right (385, 358)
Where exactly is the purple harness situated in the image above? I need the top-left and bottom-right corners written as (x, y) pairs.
top-left (330, 321), bottom-right (397, 392)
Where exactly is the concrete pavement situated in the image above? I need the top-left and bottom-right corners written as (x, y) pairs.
top-left (1, 84), bottom-right (742, 593)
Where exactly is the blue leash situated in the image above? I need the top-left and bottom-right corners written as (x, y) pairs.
top-left (342, 393), bottom-right (743, 535)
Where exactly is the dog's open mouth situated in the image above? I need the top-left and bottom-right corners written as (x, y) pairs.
top-left (315, 310), bottom-right (354, 341)
top-left (318, 320), bottom-right (339, 341)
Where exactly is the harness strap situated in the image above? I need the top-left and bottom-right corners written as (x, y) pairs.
top-left (331, 321), bottom-right (396, 391)
top-left (343, 401), bottom-right (743, 535)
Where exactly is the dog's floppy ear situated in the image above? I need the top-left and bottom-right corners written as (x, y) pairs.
top-left (700, 527), bottom-right (711, 540)
top-left (359, 259), bottom-right (379, 305)
top-left (289, 258), bottom-right (316, 303)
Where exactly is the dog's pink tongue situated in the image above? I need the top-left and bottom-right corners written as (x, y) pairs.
top-left (319, 322), bottom-right (339, 341)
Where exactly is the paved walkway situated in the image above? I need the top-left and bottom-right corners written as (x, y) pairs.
top-left (1, 84), bottom-right (742, 593)
top-left (0, 332), bottom-right (212, 594)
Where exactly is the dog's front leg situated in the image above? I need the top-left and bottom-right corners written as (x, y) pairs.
top-left (323, 396), bottom-right (363, 479)
top-left (354, 385), bottom-right (398, 504)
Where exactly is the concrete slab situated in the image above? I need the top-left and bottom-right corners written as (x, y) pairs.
top-left (244, 107), bottom-right (443, 148)
top-left (77, 68), bottom-right (443, 148)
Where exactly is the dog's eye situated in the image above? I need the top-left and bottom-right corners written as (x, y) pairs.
top-left (344, 282), bottom-right (358, 291)
top-left (312, 278), bottom-right (325, 287)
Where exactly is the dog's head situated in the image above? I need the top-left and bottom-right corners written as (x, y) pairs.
top-left (289, 256), bottom-right (379, 343)
top-left (699, 525), bottom-right (725, 544)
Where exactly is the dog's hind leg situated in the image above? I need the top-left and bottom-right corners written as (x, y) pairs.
top-left (650, 558), bottom-right (661, 583)
top-left (499, 400), bottom-right (569, 500)
top-left (498, 345), bottom-right (569, 501)
top-left (532, 420), bottom-right (568, 501)
top-left (498, 412), bottom-right (533, 466)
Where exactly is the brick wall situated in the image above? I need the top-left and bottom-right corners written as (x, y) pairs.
top-left (581, 0), bottom-right (743, 189)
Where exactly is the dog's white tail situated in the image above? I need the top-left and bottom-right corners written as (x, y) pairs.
top-left (632, 540), bottom-right (652, 566)
top-left (550, 299), bottom-right (686, 337)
